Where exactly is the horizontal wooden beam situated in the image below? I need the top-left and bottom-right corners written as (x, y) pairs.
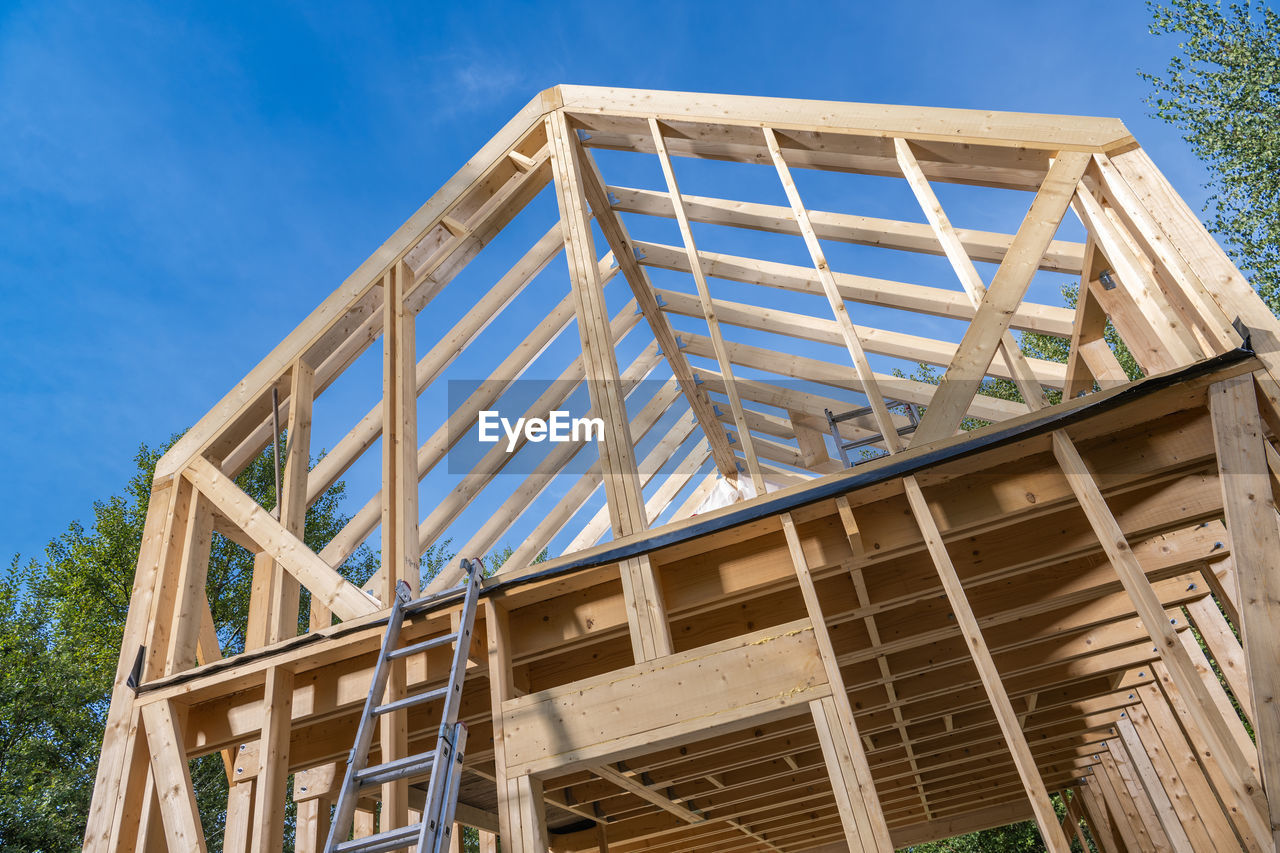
top-left (657, 287), bottom-right (1067, 387)
top-left (633, 240), bottom-right (1074, 337)
top-left (610, 185), bottom-right (1085, 274)
top-left (558, 85), bottom-right (1133, 150)
top-left (501, 619), bottom-right (830, 778)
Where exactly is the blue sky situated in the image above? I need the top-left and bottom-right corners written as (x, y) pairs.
top-left (0, 0), bottom-right (1216, 568)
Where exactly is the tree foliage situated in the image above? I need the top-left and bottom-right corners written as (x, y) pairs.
top-left (1, 436), bottom-right (379, 850)
top-left (1142, 0), bottom-right (1280, 312)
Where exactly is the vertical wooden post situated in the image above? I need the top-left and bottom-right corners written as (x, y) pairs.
top-left (354, 808), bottom-right (376, 839)
top-left (108, 706), bottom-right (156, 853)
top-left (488, 600), bottom-right (532, 850)
top-left (295, 798), bottom-right (330, 853)
top-left (85, 478), bottom-right (187, 852)
top-left (781, 512), bottom-right (892, 851)
top-left (514, 775), bottom-right (549, 852)
top-left (381, 260), bottom-right (417, 842)
top-left (1209, 374), bottom-right (1280, 848)
top-left (250, 668), bottom-right (294, 853)
top-left (223, 775), bottom-right (255, 853)
top-left (1064, 246), bottom-right (1130, 399)
top-left (382, 260), bottom-right (420, 596)
top-left (163, 492), bottom-right (214, 675)
top-left (244, 368), bottom-right (308, 653)
top-left (273, 360), bottom-right (313, 641)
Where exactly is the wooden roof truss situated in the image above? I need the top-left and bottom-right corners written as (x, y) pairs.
top-left (83, 86), bottom-right (1280, 853)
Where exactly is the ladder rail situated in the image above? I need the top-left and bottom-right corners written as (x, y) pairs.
top-left (415, 558), bottom-right (484, 850)
top-left (324, 557), bottom-right (484, 853)
top-left (430, 724), bottom-right (468, 853)
top-left (825, 400), bottom-right (921, 468)
top-left (324, 581), bottom-right (414, 850)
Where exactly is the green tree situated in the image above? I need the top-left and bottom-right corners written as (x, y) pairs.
top-left (2, 436), bottom-right (379, 850)
top-left (0, 576), bottom-right (102, 850)
top-left (1142, 0), bottom-right (1280, 312)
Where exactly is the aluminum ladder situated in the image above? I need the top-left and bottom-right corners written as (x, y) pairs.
top-left (825, 399), bottom-right (921, 468)
top-left (323, 558), bottom-right (483, 853)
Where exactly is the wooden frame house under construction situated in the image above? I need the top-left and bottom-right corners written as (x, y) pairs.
top-left (85, 85), bottom-right (1280, 852)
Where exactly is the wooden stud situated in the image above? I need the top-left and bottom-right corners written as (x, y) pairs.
top-left (250, 667), bottom-right (294, 853)
top-left (783, 512), bottom-right (892, 850)
top-left (140, 701), bottom-right (207, 852)
top-left (163, 492), bottom-right (214, 674)
top-left (1209, 374), bottom-right (1280, 847)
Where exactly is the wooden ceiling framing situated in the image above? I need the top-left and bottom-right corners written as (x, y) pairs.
top-left (84, 87), bottom-right (1280, 853)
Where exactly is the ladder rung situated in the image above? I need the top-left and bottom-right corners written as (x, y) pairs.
top-left (387, 632), bottom-right (458, 661)
top-left (374, 685), bottom-right (450, 715)
top-left (335, 823), bottom-right (421, 853)
top-left (355, 752), bottom-right (436, 789)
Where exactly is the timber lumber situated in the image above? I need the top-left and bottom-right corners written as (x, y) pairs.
top-left (86, 87), bottom-right (1280, 853)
